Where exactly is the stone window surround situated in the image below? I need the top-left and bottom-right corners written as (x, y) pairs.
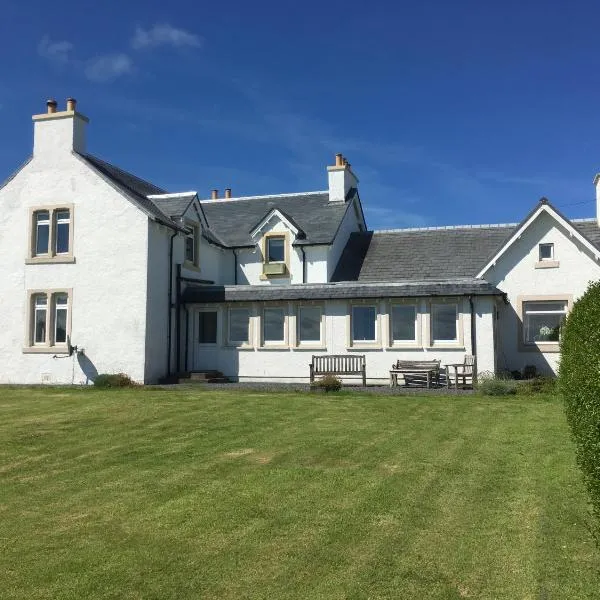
top-left (517, 294), bottom-right (572, 353)
top-left (260, 231), bottom-right (290, 280)
top-left (23, 288), bottom-right (73, 354)
top-left (26, 204), bottom-right (75, 264)
top-left (535, 242), bottom-right (559, 269)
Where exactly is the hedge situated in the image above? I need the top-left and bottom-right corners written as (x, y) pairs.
top-left (559, 280), bottom-right (600, 544)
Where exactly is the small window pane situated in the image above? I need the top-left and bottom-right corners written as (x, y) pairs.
top-left (267, 237), bottom-right (285, 262)
top-left (54, 294), bottom-right (68, 344)
top-left (263, 307), bottom-right (285, 342)
top-left (298, 307), bottom-right (321, 342)
top-left (432, 304), bottom-right (457, 341)
top-left (55, 221), bottom-right (70, 254)
top-left (539, 243), bottom-right (554, 260)
top-left (352, 306), bottom-right (376, 342)
top-left (35, 211), bottom-right (49, 255)
top-left (229, 308), bottom-right (250, 343)
top-left (198, 311), bottom-right (217, 344)
top-left (34, 294), bottom-right (47, 344)
top-left (391, 305), bottom-right (416, 341)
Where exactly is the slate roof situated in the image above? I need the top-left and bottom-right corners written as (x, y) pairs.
top-left (573, 220), bottom-right (600, 249)
top-left (77, 153), bottom-right (186, 231)
top-left (149, 193), bottom-right (197, 218)
top-left (181, 279), bottom-right (502, 304)
top-left (200, 192), bottom-right (350, 247)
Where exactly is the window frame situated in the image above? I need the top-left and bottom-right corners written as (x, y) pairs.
top-left (427, 300), bottom-right (463, 348)
top-left (197, 309), bottom-right (218, 345)
top-left (538, 243), bottom-right (554, 261)
top-left (518, 295), bottom-right (571, 352)
top-left (226, 305), bottom-right (253, 348)
top-left (184, 221), bottom-right (200, 269)
top-left (261, 232), bottom-right (289, 279)
top-left (261, 305), bottom-right (289, 348)
top-left (27, 205), bottom-right (75, 264)
top-left (349, 303), bottom-right (379, 347)
top-left (389, 301), bottom-right (419, 347)
top-left (24, 288), bottom-right (73, 353)
top-left (296, 304), bottom-right (324, 348)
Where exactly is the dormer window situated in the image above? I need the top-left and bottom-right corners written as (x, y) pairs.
top-left (539, 243), bottom-right (554, 261)
top-left (266, 236), bottom-right (285, 262)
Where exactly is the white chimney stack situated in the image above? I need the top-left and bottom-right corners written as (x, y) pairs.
top-left (32, 97), bottom-right (88, 158)
top-left (327, 153), bottom-right (358, 202)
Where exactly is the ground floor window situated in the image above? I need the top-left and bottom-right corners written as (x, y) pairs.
top-left (228, 308), bottom-right (251, 345)
top-left (431, 303), bottom-right (457, 342)
top-left (263, 307), bottom-right (286, 344)
top-left (523, 300), bottom-right (567, 343)
top-left (351, 306), bottom-right (377, 343)
top-left (27, 289), bottom-right (71, 349)
top-left (297, 306), bottom-right (322, 344)
top-left (391, 304), bottom-right (417, 343)
top-left (198, 311), bottom-right (217, 344)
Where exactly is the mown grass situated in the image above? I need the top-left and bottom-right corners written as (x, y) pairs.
top-left (0, 387), bottom-right (598, 599)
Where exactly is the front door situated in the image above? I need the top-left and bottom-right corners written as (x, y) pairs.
top-left (192, 309), bottom-right (219, 371)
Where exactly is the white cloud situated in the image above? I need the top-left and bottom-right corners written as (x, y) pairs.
top-left (84, 54), bottom-right (133, 82)
top-left (132, 24), bottom-right (202, 50)
top-left (38, 35), bottom-right (74, 64)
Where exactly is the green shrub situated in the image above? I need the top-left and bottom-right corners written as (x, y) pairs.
top-left (93, 373), bottom-right (137, 388)
top-left (559, 280), bottom-right (600, 545)
top-left (477, 374), bottom-right (517, 396)
top-left (311, 374), bottom-right (343, 392)
top-left (516, 376), bottom-right (556, 396)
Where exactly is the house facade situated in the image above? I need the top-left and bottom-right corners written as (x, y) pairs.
top-left (1, 98), bottom-right (599, 384)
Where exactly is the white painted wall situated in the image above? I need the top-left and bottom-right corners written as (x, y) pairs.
top-left (483, 212), bottom-right (600, 374)
top-left (0, 151), bottom-right (151, 384)
top-left (187, 297), bottom-right (489, 383)
top-left (327, 198), bottom-right (361, 281)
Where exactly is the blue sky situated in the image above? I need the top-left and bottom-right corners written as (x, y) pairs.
top-left (2, 0), bottom-right (600, 229)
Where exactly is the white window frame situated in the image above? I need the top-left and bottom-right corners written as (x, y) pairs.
top-left (389, 301), bottom-right (419, 347)
top-left (428, 300), bottom-right (463, 347)
top-left (518, 295), bottom-right (571, 353)
top-left (265, 235), bottom-right (286, 263)
top-left (33, 294), bottom-right (48, 345)
top-left (197, 309), bottom-right (218, 346)
top-left (24, 289), bottom-right (72, 353)
top-left (226, 306), bottom-right (253, 348)
top-left (53, 293), bottom-right (69, 345)
top-left (296, 304), bottom-right (324, 347)
top-left (538, 243), bottom-right (554, 261)
top-left (184, 221), bottom-right (199, 269)
top-left (34, 210), bottom-right (50, 256)
top-left (27, 205), bottom-right (75, 264)
top-left (261, 305), bottom-right (289, 347)
top-left (349, 304), bottom-right (379, 347)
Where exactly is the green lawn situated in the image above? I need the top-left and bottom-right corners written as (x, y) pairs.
top-left (0, 387), bottom-right (598, 599)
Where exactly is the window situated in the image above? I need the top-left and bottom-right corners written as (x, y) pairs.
top-left (198, 311), bottom-right (217, 344)
top-left (33, 294), bottom-right (48, 345)
top-left (26, 290), bottom-right (71, 351)
top-left (263, 307), bottom-right (286, 343)
top-left (431, 303), bottom-right (457, 342)
top-left (523, 301), bottom-right (567, 343)
top-left (391, 304), bottom-right (417, 342)
top-left (35, 211), bottom-right (50, 255)
top-left (539, 243), bottom-right (554, 261)
top-left (266, 236), bottom-right (285, 262)
top-left (298, 306), bottom-right (322, 344)
top-left (29, 206), bottom-right (73, 261)
top-left (352, 306), bottom-right (377, 343)
top-left (228, 308), bottom-right (251, 345)
top-left (185, 224), bottom-right (198, 266)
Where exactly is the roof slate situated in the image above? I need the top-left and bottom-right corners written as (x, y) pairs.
top-left (200, 193), bottom-right (348, 247)
top-left (182, 279), bottom-right (502, 303)
top-left (149, 193), bottom-right (196, 218)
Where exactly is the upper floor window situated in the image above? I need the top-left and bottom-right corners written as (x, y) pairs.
top-left (266, 236), bottom-right (285, 262)
top-left (539, 243), bottom-right (554, 261)
top-left (184, 223), bottom-right (199, 267)
top-left (28, 206), bottom-right (74, 263)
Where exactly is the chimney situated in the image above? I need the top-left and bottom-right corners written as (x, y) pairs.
top-left (211, 189), bottom-right (219, 199)
top-left (224, 188), bottom-right (232, 199)
top-left (32, 96), bottom-right (88, 158)
top-left (327, 153), bottom-right (358, 202)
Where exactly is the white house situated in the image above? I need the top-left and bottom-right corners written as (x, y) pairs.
top-left (1, 98), bottom-right (600, 384)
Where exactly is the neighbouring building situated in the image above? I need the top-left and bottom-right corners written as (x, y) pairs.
top-left (1, 98), bottom-right (599, 384)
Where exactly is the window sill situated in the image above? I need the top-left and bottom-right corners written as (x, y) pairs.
top-left (294, 344), bottom-right (327, 350)
top-left (389, 343), bottom-right (421, 349)
top-left (426, 344), bottom-right (465, 351)
top-left (348, 343), bottom-right (382, 350)
top-left (520, 342), bottom-right (560, 353)
top-left (224, 343), bottom-right (254, 350)
top-left (26, 256), bottom-right (76, 265)
top-left (259, 344), bottom-right (290, 350)
top-left (23, 346), bottom-right (69, 354)
top-left (535, 260), bottom-right (559, 269)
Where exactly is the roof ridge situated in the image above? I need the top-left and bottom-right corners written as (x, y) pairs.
top-left (373, 223), bottom-right (518, 234)
top-left (200, 190), bottom-right (328, 203)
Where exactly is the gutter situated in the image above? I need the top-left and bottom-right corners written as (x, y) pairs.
top-left (176, 264), bottom-right (182, 374)
top-left (468, 295), bottom-right (477, 358)
top-left (300, 246), bottom-right (306, 283)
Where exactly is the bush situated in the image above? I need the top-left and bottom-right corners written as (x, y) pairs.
top-left (311, 374), bottom-right (343, 392)
top-left (477, 374), bottom-right (517, 396)
top-left (93, 373), bottom-right (137, 388)
top-left (559, 280), bottom-right (600, 545)
top-left (517, 376), bottom-right (556, 396)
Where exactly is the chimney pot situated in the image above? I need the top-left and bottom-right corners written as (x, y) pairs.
top-left (46, 98), bottom-right (58, 114)
top-left (66, 97), bottom-right (77, 112)
top-left (224, 188), bottom-right (232, 199)
top-left (335, 153), bottom-right (343, 167)
top-left (211, 189), bottom-right (219, 199)
top-left (343, 157), bottom-right (348, 166)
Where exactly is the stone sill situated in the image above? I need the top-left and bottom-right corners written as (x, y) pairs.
top-left (535, 260), bottom-right (559, 269)
top-left (25, 256), bottom-right (76, 265)
top-left (23, 346), bottom-right (69, 354)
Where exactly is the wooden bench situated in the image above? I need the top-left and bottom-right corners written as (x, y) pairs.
top-left (310, 355), bottom-right (366, 386)
top-left (390, 359), bottom-right (441, 388)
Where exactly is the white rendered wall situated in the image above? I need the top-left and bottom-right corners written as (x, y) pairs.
top-left (484, 212), bottom-right (600, 374)
top-left (187, 297), bottom-right (486, 384)
top-left (327, 198), bottom-right (362, 281)
top-left (0, 152), bottom-right (151, 384)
